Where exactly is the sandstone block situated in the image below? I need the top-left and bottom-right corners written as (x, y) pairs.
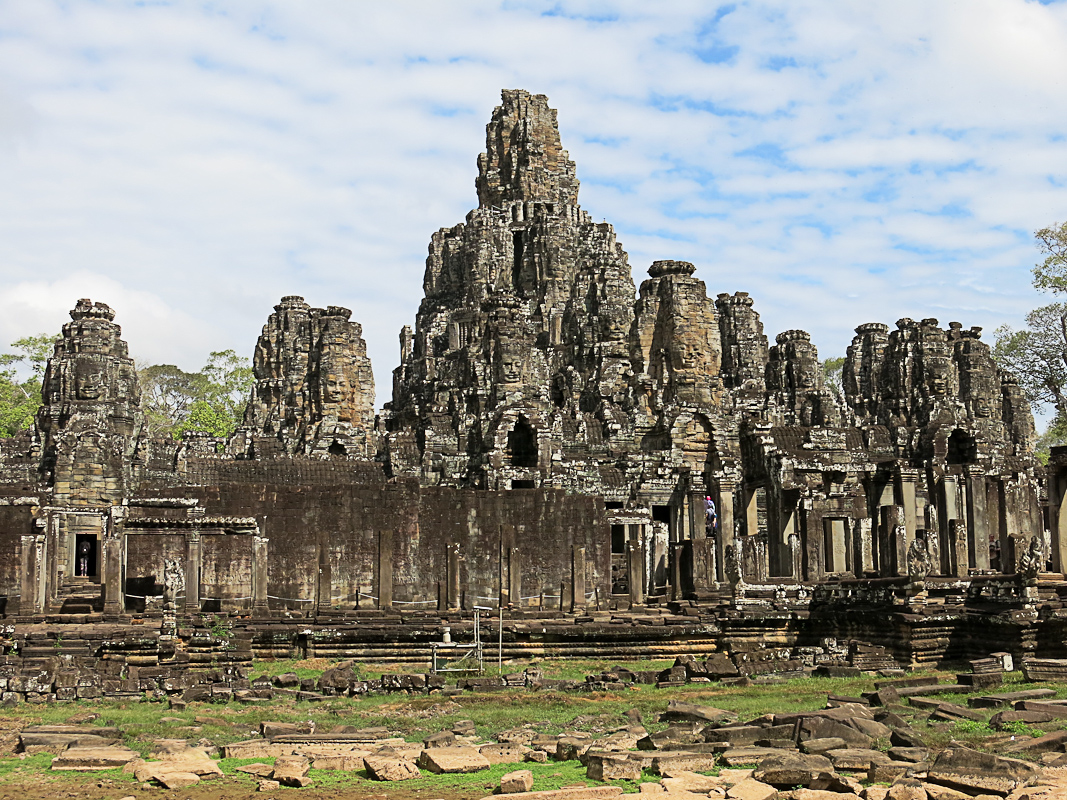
top-left (481, 743), bottom-right (532, 763)
top-left (726, 778), bottom-right (777, 800)
top-left (753, 753), bottom-right (837, 787)
top-left (586, 754), bottom-right (641, 781)
top-left (51, 746), bottom-right (140, 771)
top-left (364, 755), bottom-right (421, 781)
top-left (418, 746), bottom-right (491, 774)
top-left (501, 769), bottom-right (534, 793)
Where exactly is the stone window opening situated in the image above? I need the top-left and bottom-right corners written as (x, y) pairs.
top-left (512, 230), bottom-right (524, 293)
top-left (507, 417), bottom-right (538, 468)
top-left (947, 429), bottom-right (977, 465)
top-left (328, 441), bottom-right (347, 456)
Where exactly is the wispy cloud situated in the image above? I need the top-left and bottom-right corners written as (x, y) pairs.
top-left (0, 0), bottom-right (1065, 419)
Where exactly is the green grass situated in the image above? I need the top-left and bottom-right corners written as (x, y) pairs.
top-left (2, 660), bottom-right (1067, 796)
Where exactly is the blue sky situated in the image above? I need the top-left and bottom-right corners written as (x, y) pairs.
top-left (1, 1), bottom-right (1066, 423)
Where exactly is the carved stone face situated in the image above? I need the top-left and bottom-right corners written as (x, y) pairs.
top-left (500, 356), bottom-right (522, 384)
top-left (323, 373), bottom-right (349, 404)
top-left (925, 356), bottom-right (950, 396)
top-left (74, 360), bottom-right (105, 401)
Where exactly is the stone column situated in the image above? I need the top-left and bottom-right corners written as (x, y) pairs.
top-left (854, 518), bottom-right (874, 575)
top-left (886, 505), bottom-right (908, 577)
top-left (184, 530), bottom-right (202, 613)
top-left (376, 528), bottom-right (392, 610)
top-left (102, 506), bottom-right (125, 617)
top-left (627, 540), bottom-right (644, 605)
top-left (446, 543), bottom-right (460, 609)
top-left (966, 470), bottom-right (990, 570)
top-left (802, 503), bottom-right (821, 581)
top-left (897, 471), bottom-right (918, 550)
top-left (952, 520), bottom-right (968, 578)
top-left (1057, 490), bottom-right (1067, 576)
top-left (717, 480), bottom-right (736, 583)
top-left (508, 546), bottom-right (520, 607)
top-left (251, 532), bottom-right (268, 615)
top-left (689, 489), bottom-right (712, 591)
top-left (570, 545), bottom-right (585, 613)
top-left (19, 529), bottom-right (44, 616)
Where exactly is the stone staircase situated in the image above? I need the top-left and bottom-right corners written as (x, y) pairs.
top-left (47, 577), bottom-right (104, 615)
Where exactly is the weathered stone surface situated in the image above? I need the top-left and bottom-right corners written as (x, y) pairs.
top-left (662, 701), bottom-right (737, 725)
top-left (272, 755), bottom-right (311, 788)
top-left (236, 296), bottom-right (375, 458)
top-left (364, 755), bottom-right (421, 781)
top-left (927, 746), bottom-right (1038, 796)
top-left (480, 743), bottom-right (533, 764)
top-left (501, 769), bottom-right (535, 793)
top-left (418, 746), bottom-right (491, 774)
top-left (475, 788), bottom-right (622, 800)
top-left (726, 778), bottom-right (778, 800)
top-left (753, 753), bottom-right (837, 787)
top-left (51, 745), bottom-right (140, 771)
top-left (587, 753), bottom-right (641, 781)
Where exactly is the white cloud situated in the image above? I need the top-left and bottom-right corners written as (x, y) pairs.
top-left (0, 0), bottom-right (1065, 420)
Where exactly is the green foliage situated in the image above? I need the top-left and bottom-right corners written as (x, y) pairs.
top-left (822, 356), bottom-right (846, 403)
top-left (139, 349), bottom-right (252, 440)
top-left (1034, 221), bottom-right (1067, 295)
top-left (1001, 719), bottom-right (1044, 738)
top-left (0, 333), bottom-right (59, 437)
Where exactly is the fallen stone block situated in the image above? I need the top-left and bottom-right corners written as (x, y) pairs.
top-left (800, 738), bottom-right (848, 755)
top-left (721, 748), bottom-right (785, 767)
top-left (475, 787), bottom-right (623, 800)
top-left (364, 755), bottom-right (421, 781)
top-left (482, 746), bottom-right (533, 763)
top-left (967, 689), bottom-right (1056, 709)
top-left (652, 752), bottom-right (717, 774)
top-left (156, 771), bottom-right (200, 789)
top-left (272, 754), bottom-right (311, 787)
top-left (726, 778), bottom-right (777, 800)
top-left (586, 754), bottom-right (641, 781)
top-left (51, 745), bottom-right (140, 771)
top-left (753, 753), bottom-right (837, 787)
top-left (926, 745), bottom-right (1038, 796)
top-left (418, 746), bottom-right (491, 774)
top-left (235, 763), bottom-right (275, 777)
top-left (1001, 729), bottom-right (1067, 755)
top-left (662, 700), bottom-right (738, 726)
top-left (257, 779), bottom-right (280, 792)
top-left (826, 748), bottom-right (890, 771)
top-left (501, 769), bottom-right (535, 793)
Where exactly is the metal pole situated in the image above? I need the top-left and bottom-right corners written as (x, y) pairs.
top-left (498, 606), bottom-right (503, 673)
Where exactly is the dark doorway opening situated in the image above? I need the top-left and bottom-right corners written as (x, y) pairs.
top-left (74, 534), bottom-right (98, 578)
top-left (507, 417), bottom-right (538, 468)
top-left (511, 479), bottom-right (535, 489)
top-left (652, 505), bottom-right (671, 523)
top-left (328, 441), bottom-right (347, 456)
top-left (947, 429), bottom-right (977, 465)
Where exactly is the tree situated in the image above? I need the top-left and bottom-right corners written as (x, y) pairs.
top-left (0, 334), bottom-right (59, 437)
top-left (993, 221), bottom-right (1067, 462)
top-left (822, 356), bottom-right (845, 404)
top-left (138, 350), bottom-right (252, 440)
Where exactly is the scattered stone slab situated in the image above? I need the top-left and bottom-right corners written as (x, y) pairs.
top-left (155, 771), bottom-right (200, 789)
top-left (652, 752), bottom-right (717, 774)
top-left (1002, 730), bottom-right (1067, 755)
top-left (926, 745), bottom-right (1038, 796)
top-left (257, 779), bottom-right (280, 792)
top-left (753, 753), bottom-right (837, 787)
top-left (801, 738), bottom-right (848, 755)
top-left (726, 778), bottom-right (777, 800)
top-left (660, 771), bottom-right (723, 794)
top-left (20, 725), bottom-right (122, 754)
top-left (272, 755), bottom-right (312, 788)
top-left (928, 702), bottom-right (983, 723)
top-left (418, 745), bottom-right (491, 774)
top-left (475, 787), bottom-right (623, 800)
top-left (827, 748), bottom-right (891, 771)
top-left (661, 701), bottom-right (738, 726)
top-left (967, 689), bottom-right (1056, 709)
top-left (721, 748), bottom-right (785, 767)
top-left (501, 769), bottom-right (535, 793)
top-left (1015, 701), bottom-right (1067, 719)
top-left (587, 754), bottom-right (641, 781)
top-left (364, 755), bottom-right (421, 781)
top-left (51, 745), bottom-right (140, 771)
top-left (990, 710), bottom-right (1055, 729)
top-left (481, 743), bottom-right (533, 764)
top-left (235, 763), bottom-right (275, 777)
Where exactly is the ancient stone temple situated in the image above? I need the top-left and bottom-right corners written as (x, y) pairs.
top-left (234, 296), bottom-right (376, 459)
top-left (0, 89), bottom-right (1057, 671)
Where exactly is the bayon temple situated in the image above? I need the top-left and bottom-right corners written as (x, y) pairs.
top-left (0, 90), bottom-right (1062, 670)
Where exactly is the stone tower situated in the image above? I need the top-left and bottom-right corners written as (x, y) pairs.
top-left (37, 299), bottom-right (142, 505)
top-left (384, 90), bottom-right (638, 488)
top-left (239, 296), bottom-right (375, 458)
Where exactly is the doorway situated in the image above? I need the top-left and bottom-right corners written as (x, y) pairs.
top-left (74, 534), bottom-right (99, 578)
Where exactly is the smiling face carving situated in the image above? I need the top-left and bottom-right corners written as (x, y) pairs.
top-left (74, 359), bottom-right (106, 401)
